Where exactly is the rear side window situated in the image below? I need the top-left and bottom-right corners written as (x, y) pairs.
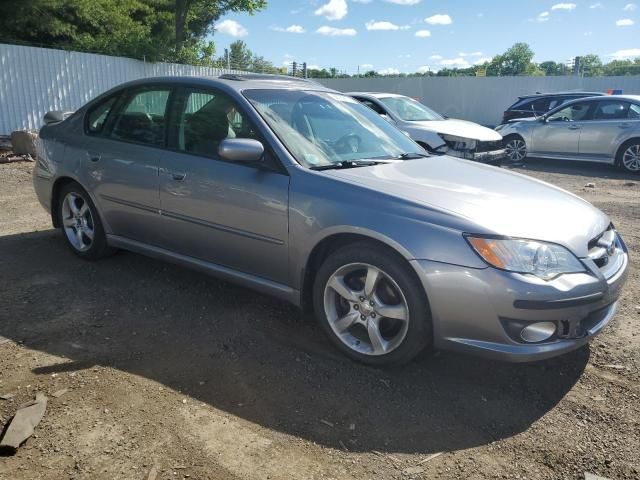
top-left (593, 101), bottom-right (630, 120)
top-left (629, 104), bottom-right (640, 119)
top-left (87, 96), bottom-right (117, 134)
top-left (109, 88), bottom-right (171, 147)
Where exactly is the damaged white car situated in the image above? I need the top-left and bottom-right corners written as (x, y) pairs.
top-left (348, 92), bottom-right (505, 164)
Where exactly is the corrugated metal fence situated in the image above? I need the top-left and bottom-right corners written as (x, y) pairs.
top-left (2, 43), bottom-right (640, 133)
top-left (0, 43), bottom-right (241, 134)
top-left (318, 75), bottom-right (640, 126)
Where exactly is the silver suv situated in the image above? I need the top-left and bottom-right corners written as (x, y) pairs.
top-left (33, 75), bottom-right (629, 365)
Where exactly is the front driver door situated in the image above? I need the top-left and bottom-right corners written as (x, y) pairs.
top-left (531, 101), bottom-right (594, 158)
top-left (158, 87), bottom-right (290, 284)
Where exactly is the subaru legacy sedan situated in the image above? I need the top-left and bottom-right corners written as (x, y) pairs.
top-left (34, 75), bottom-right (628, 365)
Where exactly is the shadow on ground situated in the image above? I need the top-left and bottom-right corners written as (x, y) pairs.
top-left (506, 157), bottom-right (639, 181)
top-left (0, 229), bottom-right (588, 455)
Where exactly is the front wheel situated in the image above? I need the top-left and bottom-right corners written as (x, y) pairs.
top-left (58, 182), bottom-right (115, 260)
top-left (504, 135), bottom-right (527, 163)
top-left (313, 242), bottom-right (432, 366)
top-left (617, 140), bottom-right (640, 173)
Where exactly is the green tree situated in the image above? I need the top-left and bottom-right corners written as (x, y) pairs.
top-left (539, 61), bottom-right (567, 76)
top-left (580, 54), bottom-right (604, 76)
top-left (225, 40), bottom-right (252, 70)
top-left (487, 42), bottom-right (535, 76)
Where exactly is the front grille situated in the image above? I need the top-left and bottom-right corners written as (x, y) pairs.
top-left (476, 140), bottom-right (504, 153)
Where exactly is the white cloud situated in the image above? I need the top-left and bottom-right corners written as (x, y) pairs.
top-left (616, 18), bottom-right (635, 26)
top-left (385, 0), bottom-right (422, 4)
top-left (623, 3), bottom-right (637, 11)
top-left (315, 26), bottom-right (357, 36)
top-left (307, 64), bottom-right (321, 70)
top-left (610, 48), bottom-right (640, 59)
top-left (365, 20), bottom-right (410, 31)
top-left (440, 57), bottom-right (470, 67)
top-left (459, 51), bottom-right (483, 57)
top-left (414, 29), bottom-right (432, 37)
top-left (430, 54), bottom-right (443, 60)
top-left (424, 14), bottom-right (452, 25)
top-left (551, 3), bottom-right (577, 10)
top-left (215, 20), bottom-right (248, 37)
top-left (271, 24), bottom-right (306, 33)
top-left (474, 57), bottom-right (492, 65)
top-left (537, 11), bottom-right (550, 21)
top-left (589, 3), bottom-right (603, 8)
top-left (352, 0), bottom-right (372, 3)
top-left (360, 63), bottom-right (374, 69)
top-left (416, 65), bottom-right (431, 73)
top-left (314, 0), bottom-right (348, 21)
top-left (379, 67), bottom-right (401, 75)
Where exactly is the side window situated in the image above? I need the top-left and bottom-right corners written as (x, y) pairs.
top-left (174, 88), bottom-right (260, 158)
top-left (593, 101), bottom-right (630, 120)
top-left (86, 95), bottom-right (117, 134)
top-left (629, 104), bottom-right (640, 120)
top-left (530, 98), bottom-right (551, 112)
top-left (548, 102), bottom-right (593, 122)
top-left (357, 98), bottom-right (386, 115)
top-left (109, 88), bottom-right (171, 147)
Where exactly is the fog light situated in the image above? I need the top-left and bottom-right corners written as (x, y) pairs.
top-left (520, 322), bottom-right (556, 343)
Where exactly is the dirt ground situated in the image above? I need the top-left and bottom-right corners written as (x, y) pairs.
top-left (0, 159), bottom-right (638, 480)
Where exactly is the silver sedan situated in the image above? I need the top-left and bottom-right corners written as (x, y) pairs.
top-left (33, 75), bottom-right (629, 365)
top-left (497, 95), bottom-right (640, 172)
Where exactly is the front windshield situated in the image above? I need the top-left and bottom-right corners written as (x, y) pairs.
top-left (378, 96), bottom-right (444, 122)
top-left (243, 89), bottom-right (423, 168)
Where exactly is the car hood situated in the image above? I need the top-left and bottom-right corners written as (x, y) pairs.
top-left (328, 157), bottom-right (609, 257)
top-left (404, 118), bottom-right (503, 142)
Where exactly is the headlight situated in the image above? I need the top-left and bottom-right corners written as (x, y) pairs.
top-left (439, 134), bottom-right (476, 151)
top-left (465, 235), bottom-right (585, 280)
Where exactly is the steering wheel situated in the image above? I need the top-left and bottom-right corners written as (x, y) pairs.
top-left (334, 133), bottom-right (362, 153)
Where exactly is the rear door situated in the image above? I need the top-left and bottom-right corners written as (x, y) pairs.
top-left (531, 100), bottom-right (594, 157)
top-left (157, 86), bottom-right (290, 283)
top-left (83, 85), bottom-right (171, 245)
top-left (579, 100), bottom-right (635, 161)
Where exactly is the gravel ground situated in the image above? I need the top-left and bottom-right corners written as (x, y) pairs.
top-left (0, 159), bottom-right (638, 480)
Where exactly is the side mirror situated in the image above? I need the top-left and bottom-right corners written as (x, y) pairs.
top-left (218, 138), bottom-right (264, 163)
top-left (43, 110), bottom-right (70, 125)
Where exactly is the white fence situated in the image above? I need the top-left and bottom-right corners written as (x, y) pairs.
top-left (2, 43), bottom-right (640, 133)
top-left (318, 75), bottom-right (640, 126)
top-left (0, 43), bottom-right (240, 134)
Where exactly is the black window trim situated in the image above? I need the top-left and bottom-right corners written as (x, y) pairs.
top-left (84, 92), bottom-right (122, 136)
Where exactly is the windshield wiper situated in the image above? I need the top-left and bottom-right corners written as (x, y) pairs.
top-left (396, 152), bottom-right (431, 159)
top-left (310, 160), bottom-right (396, 171)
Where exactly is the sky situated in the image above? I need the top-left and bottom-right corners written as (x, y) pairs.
top-left (209, 0), bottom-right (639, 74)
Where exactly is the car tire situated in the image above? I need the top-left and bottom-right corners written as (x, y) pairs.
top-left (57, 182), bottom-right (115, 260)
top-left (504, 135), bottom-right (527, 164)
top-left (313, 241), bottom-right (432, 366)
top-left (616, 139), bottom-right (640, 174)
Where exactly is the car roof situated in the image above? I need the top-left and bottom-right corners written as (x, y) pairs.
top-left (517, 91), bottom-right (605, 99)
top-left (108, 74), bottom-right (334, 93)
top-left (345, 92), bottom-right (405, 99)
top-left (564, 94), bottom-right (640, 103)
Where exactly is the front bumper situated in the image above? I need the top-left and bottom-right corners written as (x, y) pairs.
top-left (446, 148), bottom-right (506, 164)
top-left (410, 245), bottom-right (629, 362)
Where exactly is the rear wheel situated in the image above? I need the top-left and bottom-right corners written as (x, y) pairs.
top-left (313, 242), bottom-right (432, 366)
top-left (57, 182), bottom-right (115, 260)
top-left (504, 135), bottom-right (527, 163)
top-left (617, 139), bottom-right (640, 173)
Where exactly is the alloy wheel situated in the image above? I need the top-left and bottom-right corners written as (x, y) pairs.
top-left (323, 263), bottom-right (409, 356)
top-left (505, 138), bottom-right (527, 162)
top-left (622, 144), bottom-right (640, 172)
top-left (61, 192), bottom-right (95, 252)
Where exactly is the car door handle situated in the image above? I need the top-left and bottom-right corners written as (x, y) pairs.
top-left (87, 152), bottom-right (101, 162)
top-left (619, 123), bottom-right (631, 129)
top-left (568, 125), bottom-right (581, 130)
top-left (171, 171), bottom-right (186, 181)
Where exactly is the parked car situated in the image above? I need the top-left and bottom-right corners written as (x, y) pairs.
top-left (34, 75), bottom-right (628, 366)
top-left (497, 95), bottom-right (640, 172)
top-left (501, 91), bottom-right (606, 124)
top-left (347, 92), bottom-right (505, 165)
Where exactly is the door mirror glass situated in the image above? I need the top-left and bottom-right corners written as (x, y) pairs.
top-left (218, 138), bottom-right (264, 163)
